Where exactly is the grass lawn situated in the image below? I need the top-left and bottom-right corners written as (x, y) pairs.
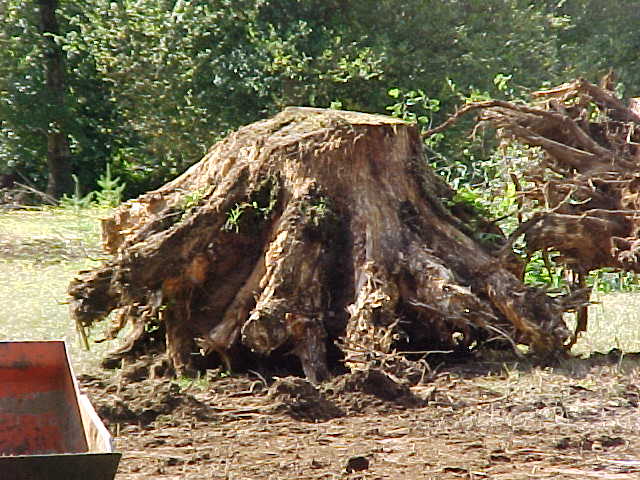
top-left (572, 291), bottom-right (640, 355)
top-left (0, 207), bottom-right (114, 372)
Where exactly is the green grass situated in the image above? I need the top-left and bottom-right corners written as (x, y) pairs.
top-left (0, 207), bottom-right (115, 372)
top-left (570, 291), bottom-right (640, 356)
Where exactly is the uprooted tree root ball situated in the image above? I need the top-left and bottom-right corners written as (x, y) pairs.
top-left (69, 107), bottom-right (579, 382)
top-left (424, 76), bottom-right (640, 343)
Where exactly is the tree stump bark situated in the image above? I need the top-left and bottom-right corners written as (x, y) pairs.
top-left (69, 107), bottom-right (572, 381)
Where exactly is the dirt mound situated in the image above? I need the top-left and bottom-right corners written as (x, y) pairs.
top-left (266, 376), bottom-right (343, 421)
top-left (78, 374), bottom-right (209, 426)
top-left (332, 368), bottom-right (413, 400)
top-left (324, 368), bottom-right (426, 414)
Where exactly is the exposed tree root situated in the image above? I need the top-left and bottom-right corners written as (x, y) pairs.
top-left (69, 107), bottom-right (581, 381)
top-left (425, 76), bottom-right (640, 344)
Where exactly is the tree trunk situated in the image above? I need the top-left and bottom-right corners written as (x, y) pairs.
top-left (69, 107), bottom-right (574, 381)
top-left (39, 0), bottom-right (73, 198)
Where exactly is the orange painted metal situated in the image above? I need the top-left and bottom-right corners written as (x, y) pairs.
top-left (0, 341), bottom-right (120, 479)
top-left (0, 341), bottom-right (88, 455)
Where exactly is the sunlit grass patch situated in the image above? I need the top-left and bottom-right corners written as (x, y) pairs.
top-left (0, 207), bottom-right (107, 262)
top-left (0, 206), bottom-right (104, 236)
top-left (571, 292), bottom-right (640, 356)
top-left (0, 207), bottom-right (113, 372)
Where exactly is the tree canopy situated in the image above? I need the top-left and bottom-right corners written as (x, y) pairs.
top-left (1, 0), bottom-right (637, 196)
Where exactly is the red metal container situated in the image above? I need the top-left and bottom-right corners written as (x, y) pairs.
top-left (0, 341), bottom-right (120, 479)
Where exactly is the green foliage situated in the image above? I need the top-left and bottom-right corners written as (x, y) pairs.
top-left (222, 200), bottom-right (272, 234)
top-left (299, 193), bottom-right (341, 242)
top-left (0, 0), bottom-right (584, 194)
top-left (0, 1), bottom-right (46, 180)
top-left (523, 252), bottom-right (565, 290)
top-left (222, 203), bottom-right (247, 234)
top-left (3, 0), bottom-right (640, 212)
top-left (301, 196), bottom-right (330, 228)
top-left (58, 0), bottom-right (390, 194)
top-left (549, 0), bottom-right (640, 96)
top-left (523, 256), bottom-right (640, 295)
top-left (93, 163), bottom-right (125, 207)
top-left (178, 187), bottom-right (208, 220)
top-left (59, 163), bottom-right (125, 210)
top-left (172, 373), bottom-right (211, 392)
top-left (59, 175), bottom-right (95, 211)
top-left (386, 88), bottom-right (440, 127)
top-left (0, 0), bottom-right (122, 190)
top-left (591, 270), bottom-right (640, 294)
top-left (223, 178), bottom-right (279, 234)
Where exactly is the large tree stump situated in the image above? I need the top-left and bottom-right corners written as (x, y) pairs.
top-left (69, 107), bottom-right (572, 382)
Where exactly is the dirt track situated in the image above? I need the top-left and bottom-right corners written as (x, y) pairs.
top-left (80, 353), bottom-right (640, 480)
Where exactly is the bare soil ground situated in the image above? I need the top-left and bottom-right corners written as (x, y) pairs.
top-left (81, 352), bottom-right (640, 480)
top-left (4, 207), bottom-right (640, 479)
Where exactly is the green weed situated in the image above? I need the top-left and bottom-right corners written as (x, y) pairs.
top-left (172, 371), bottom-right (215, 392)
top-left (222, 177), bottom-right (279, 234)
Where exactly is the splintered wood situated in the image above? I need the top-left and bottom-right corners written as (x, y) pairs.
top-left (69, 106), bottom-right (578, 381)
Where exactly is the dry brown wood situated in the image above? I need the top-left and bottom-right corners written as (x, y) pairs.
top-left (69, 107), bottom-right (576, 381)
top-left (420, 75), bottom-right (640, 345)
top-left (483, 78), bottom-right (640, 342)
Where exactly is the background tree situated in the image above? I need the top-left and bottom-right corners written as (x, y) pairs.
top-left (39, 0), bottom-right (72, 197)
top-left (2, 0), bottom-right (640, 197)
top-left (0, 0), bottom-right (117, 195)
top-left (0, 1), bottom-right (50, 186)
top-left (550, 0), bottom-right (640, 96)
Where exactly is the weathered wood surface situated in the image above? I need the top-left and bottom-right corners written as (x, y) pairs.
top-left (69, 107), bottom-right (574, 381)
